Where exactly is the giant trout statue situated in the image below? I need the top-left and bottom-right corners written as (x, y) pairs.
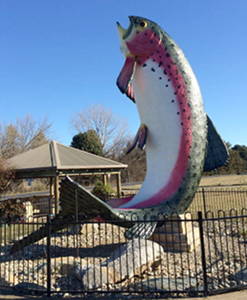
top-left (10, 16), bottom-right (228, 254)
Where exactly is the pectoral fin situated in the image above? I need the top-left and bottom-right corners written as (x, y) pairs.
top-left (124, 221), bottom-right (157, 239)
top-left (203, 115), bottom-right (229, 172)
top-left (116, 56), bottom-right (136, 102)
top-left (126, 124), bottom-right (148, 154)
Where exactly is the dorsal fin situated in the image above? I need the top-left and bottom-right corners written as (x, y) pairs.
top-left (204, 115), bottom-right (229, 172)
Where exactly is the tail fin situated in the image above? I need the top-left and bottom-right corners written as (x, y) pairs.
top-left (59, 176), bottom-right (116, 219)
top-left (9, 176), bottom-right (118, 254)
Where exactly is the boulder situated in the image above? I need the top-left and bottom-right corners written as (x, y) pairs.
top-left (81, 239), bottom-right (164, 289)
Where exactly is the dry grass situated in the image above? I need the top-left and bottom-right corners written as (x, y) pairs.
top-left (122, 175), bottom-right (247, 214)
top-left (122, 175), bottom-right (247, 193)
top-left (200, 174), bottom-right (247, 186)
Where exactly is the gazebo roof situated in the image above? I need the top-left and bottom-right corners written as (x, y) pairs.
top-left (8, 140), bottom-right (127, 178)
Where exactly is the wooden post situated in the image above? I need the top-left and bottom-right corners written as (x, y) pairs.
top-left (116, 172), bottom-right (122, 198)
top-left (103, 174), bottom-right (108, 185)
top-left (48, 177), bottom-right (53, 215)
top-left (54, 175), bottom-right (60, 215)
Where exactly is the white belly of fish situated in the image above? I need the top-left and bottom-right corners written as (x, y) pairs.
top-left (121, 59), bottom-right (182, 208)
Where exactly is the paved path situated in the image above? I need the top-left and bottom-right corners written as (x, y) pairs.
top-left (0, 290), bottom-right (247, 299)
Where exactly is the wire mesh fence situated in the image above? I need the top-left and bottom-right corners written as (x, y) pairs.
top-left (0, 209), bottom-right (247, 298)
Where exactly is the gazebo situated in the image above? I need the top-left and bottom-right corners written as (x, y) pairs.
top-left (7, 140), bottom-right (127, 214)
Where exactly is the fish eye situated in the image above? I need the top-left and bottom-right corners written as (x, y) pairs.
top-left (139, 21), bottom-right (147, 28)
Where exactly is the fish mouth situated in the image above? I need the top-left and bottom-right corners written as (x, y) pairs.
top-left (116, 16), bottom-right (134, 40)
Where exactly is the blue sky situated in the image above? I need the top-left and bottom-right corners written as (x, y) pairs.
top-left (0, 0), bottom-right (246, 146)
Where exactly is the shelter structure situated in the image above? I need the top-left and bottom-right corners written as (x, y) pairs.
top-left (7, 140), bottom-right (127, 214)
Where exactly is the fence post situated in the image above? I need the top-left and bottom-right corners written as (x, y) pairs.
top-left (46, 215), bottom-right (51, 297)
top-left (202, 188), bottom-right (207, 216)
top-left (198, 211), bottom-right (208, 297)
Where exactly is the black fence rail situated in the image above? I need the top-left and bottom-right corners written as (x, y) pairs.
top-left (188, 186), bottom-right (247, 215)
top-left (0, 209), bottom-right (247, 298)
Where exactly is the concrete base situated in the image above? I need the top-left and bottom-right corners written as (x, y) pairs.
top-left (151, 214), bottom-right (200, 252)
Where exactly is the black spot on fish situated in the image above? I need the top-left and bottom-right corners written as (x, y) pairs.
top-left (188, 116), bottom-right (191, 120)
top-left (166, 53), bottom-right (170, 57)
top-left (174, 92), bottom-right (177, 95)
top-left (151, 68), bottom-right (155, 72)
top-left (175, 77), bottom-right (178, 80)
top-left (153, 59), bottom-right (156, 62)
top-left (167, 65), bottom-right (171, 69)
top-left (159, 77), bottom-right (162, 80)
top-left (168, 78), bottom-right (171, 81)
top-left (163, 70), bottom-right (167, 75)
top-left (165, 84), bottom-right (168, 87)
top-left (144, 32), bottom-right (148, 36)
top-left (177, 85), bottom-right (181, 89)
top-left (181, 122), bottom-right (183, 126)
top-left (158, 62), bottom-right (162, 67)
top-left (183, 109), bottom-right (186, 112)
top-left (177, 112), bottom-right (180, 115)
top-left (143, 64), bottom-right (147, 67)
top-left (171, 99), bottom-right (175, 103)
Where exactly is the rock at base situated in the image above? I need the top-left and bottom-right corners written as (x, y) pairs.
top-left (81, 239), bottom-right (164, 289)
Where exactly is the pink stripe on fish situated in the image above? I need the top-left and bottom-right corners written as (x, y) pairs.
top-left (125, 29), bottom-right (192, 208)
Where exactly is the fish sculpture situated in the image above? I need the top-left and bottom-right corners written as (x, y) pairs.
top-left (10, 16), bottom-right (228, 254)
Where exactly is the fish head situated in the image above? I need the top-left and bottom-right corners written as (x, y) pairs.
top-left (117, 16), bottom-right (162, 58)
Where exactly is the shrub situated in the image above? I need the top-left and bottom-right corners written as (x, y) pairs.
top-left (91, 181), bottom-right (114, 201)
top-left (0, 199), bottom-right (26, 223)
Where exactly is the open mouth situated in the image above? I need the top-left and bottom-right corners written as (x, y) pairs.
top-left (117, 16), bottom-right (134, 40)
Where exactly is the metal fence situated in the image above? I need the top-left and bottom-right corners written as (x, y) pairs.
top-left (189, 185), bottom-right (247, 215)
top-left (1, 185), bottom-right (247, 221)
top-left (0, 209), bottom-right (247, 298)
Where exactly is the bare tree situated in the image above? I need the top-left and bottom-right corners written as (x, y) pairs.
top-left (0, 115), bottom-right (52, 159)
top-left (0, 157), bottom-right (15, 193)
top-left (72, 105), bottom-right (129, 157)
